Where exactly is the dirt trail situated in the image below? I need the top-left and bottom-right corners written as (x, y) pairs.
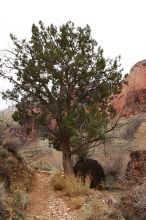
top-left (26, 172), bottom-right (77, 220)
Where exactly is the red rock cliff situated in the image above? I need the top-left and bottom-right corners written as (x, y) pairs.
top-left (113, 60), bottom-right (146, 116)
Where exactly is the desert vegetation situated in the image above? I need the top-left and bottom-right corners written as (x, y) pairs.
top-left (0, 21), bottom-right (145, 220)
top-left (0, 20), bottom-right (124, 175)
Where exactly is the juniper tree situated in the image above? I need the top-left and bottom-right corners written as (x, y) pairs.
top-left (0, 21), bottom-right (123, 174)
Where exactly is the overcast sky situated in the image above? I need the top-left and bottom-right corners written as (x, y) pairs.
top-left (0, 0), bottom-right (146, 109)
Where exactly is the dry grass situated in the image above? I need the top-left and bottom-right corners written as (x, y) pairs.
top-left (78, 195), bottom-right (99, 220)
top-left (132, 181), bottom-right (146, 219)
top-left (120, 181), bottom-right (146, 220)
top-left (50, 173), bottom-right (91, 197)
top-left (50, 173), bottom-right (65, 191)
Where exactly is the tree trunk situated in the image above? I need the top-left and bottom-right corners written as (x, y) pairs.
top-left (61, 138), bottom-right (74, 175)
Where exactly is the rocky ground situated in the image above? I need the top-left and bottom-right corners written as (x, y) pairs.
top-left (25, 171), bottom-right (125, 220)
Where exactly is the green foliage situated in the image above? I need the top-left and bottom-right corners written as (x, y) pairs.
top-left (0, 21), bottom-right (123, 162)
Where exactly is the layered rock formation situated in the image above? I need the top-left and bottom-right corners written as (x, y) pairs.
top-left (113, 60), bottom-right (146, 116)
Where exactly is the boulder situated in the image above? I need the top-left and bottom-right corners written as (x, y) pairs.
top-left (125, 150), bottom-right (146, 183)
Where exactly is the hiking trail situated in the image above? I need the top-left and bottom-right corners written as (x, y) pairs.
top-left (26, 172), bottom-right (77, 220)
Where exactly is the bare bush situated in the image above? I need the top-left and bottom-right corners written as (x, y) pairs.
top-left (133, 181), bottom-right (146, 217)
top-left (78, 194), bottom-right (124, 220)
top-left (0, 181), bottom-right (9, 220)
top-left (121, 181), bottom-right (146, 220)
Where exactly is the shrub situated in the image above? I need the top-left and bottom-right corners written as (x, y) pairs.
top-left (0, 181), bottom-right (9, 220)
top-left (121, 182), bottom-right (146, 220)
top-left (78, 194), bottom-right (123, 220)
top-left (133, 181), bottom-right (146, 218)
top-left (64, 175), bottom-right (90, 197)
top-left (50, 173), bottom-right (65, 191)
top-left (12, 191), bottom-right (29, 210)
top-left (12, 191), bottom-right (29, 220)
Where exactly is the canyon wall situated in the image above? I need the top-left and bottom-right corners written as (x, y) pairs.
top-left (113, 60), bottom-right (146, 116)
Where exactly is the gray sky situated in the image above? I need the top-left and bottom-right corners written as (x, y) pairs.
top-left (0, 0), bottom-right (146, 109)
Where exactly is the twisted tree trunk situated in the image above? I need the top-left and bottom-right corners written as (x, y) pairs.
top-left (61, 137), bottom-right (74, 175)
